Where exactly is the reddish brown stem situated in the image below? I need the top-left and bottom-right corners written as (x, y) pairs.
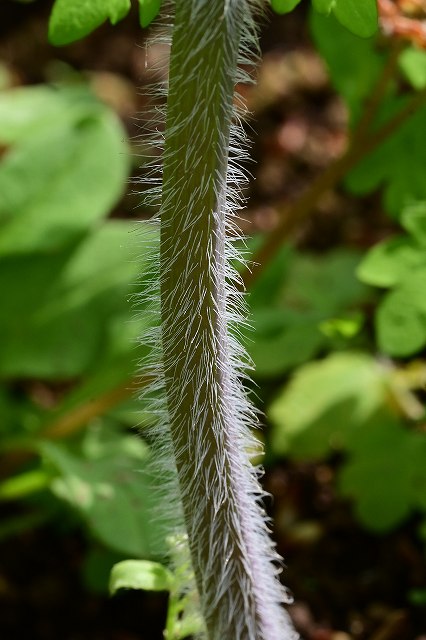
top-left (242, 86), bottom-right (426, 290)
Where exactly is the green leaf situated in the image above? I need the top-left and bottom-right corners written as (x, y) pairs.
top-left (401, 202), bottom-right (426, 246)
top-left (310, 10), bottom-right (384, 121)
top-left (0, 246), bottom-right (97, 378)
top-left (0, 469), bottom-right (52, 501)
top-left (270, 0), bottom-right (302, 14)
top-left (312, 0), bottom-right (333, 12)
top-left (376, 288), bottom-right (426, 357)
top-left (248, 243), bottom-right (292, 308)
top-left (0, 91), bottom-right (130, 255)
top-left (139, 0), bottom-right (162, 27)
top-left (0, 387), bottom-right (43, 442)
top-left (249, 250), bottom-right (369, 377)
top-left (399, 47), bottom-right (426, 90)
top-left (346, 103), bottom-right (426, 217)
top-left (269, 352), bottom-right (387, 458)
top-left (0, 221), bottom-right (149, 378)
top-left (339, 417), bottom-right (417, 531)
top-left (332, 0), bottom-right (378, 38)
top-left (312, 0), bottom-right (378, 37)
top-left (250, 310), bottom-right (324, 378)
top-left (40, 433), bottom-right (164, 558)
top-left (280, 250), bottom-right (368, 314)
top-left (49, 0), bottom-right (131, 45)
top-left (340, 421), bottom-right (411, 531)
top-left (319, 312), bottom-right (364, 339)
top-left (109, 560), bottom-right (174, 595)
top-left (0, 86), bottom-right (76, 144)
top-left (357, 236), bottom-right (426, 288)
top-left (410, 433), bottom-right (426, 511)
top-left (391, 267), bottom-right (426, 316)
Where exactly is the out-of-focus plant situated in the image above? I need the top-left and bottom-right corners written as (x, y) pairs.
top-left (2, 0), bottom-right (426, 637)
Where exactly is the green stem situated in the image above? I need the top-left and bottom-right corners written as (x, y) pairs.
top-left (159, 1), bottom-right (293, 638)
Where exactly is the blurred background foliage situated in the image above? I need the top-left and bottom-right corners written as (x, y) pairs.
top-left (0, 0), bottom-right (426, 639)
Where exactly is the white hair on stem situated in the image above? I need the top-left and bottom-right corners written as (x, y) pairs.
top-left (136, 1), bottom-right (298, 638)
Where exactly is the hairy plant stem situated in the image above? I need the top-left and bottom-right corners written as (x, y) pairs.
top-left (159, 1), bottom-right (292, 638)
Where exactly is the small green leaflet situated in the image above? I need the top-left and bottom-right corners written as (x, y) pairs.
top-left (399, 47), bottom-right (426, 90)
top-left (376, 289), bottom-right (426, 356)
top-left (49, 0), bottom-right (131, 45)
top-left (270, 0), bottom-right (302, 14)
top-left (139, 0), bottom-right (162, 28)
top-left (333, 0), bottom-right (378, 38)
top-left (312, 0), bottom-right (333, 11)
top-left (109, 560), bottom-right (174, 595)
top-left (269, 352), bottom-right (386, 458)
top-left (357, 236), bottom-right (426, 288)
top-left (272, 0), bottom-right (378, 38)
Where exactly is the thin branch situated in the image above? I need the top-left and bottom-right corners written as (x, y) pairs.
top-left (242, 86), bottom-right (426, 290)
top-left (42, 378), bottom-right (142, 440)
top-left (0, 377), bottom-right (145, 478)
top-left (352, 39), bottom-right (403, 141)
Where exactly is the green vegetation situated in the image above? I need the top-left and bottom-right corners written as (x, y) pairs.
top-left (1, 0), bottom-right (426, 638)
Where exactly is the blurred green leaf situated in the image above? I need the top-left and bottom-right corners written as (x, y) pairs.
top-left (347, 103), bottom-right (426, 217)
top-left (40, 431), bottom-right (164, 557)
top-left (357, 203), bottom-right (426, 357)
top-left (0, 221), bottom-right (149, 378)
top-left (0, 387), bottom-right (44, 442)
top-left (399, 47), bottom-right (426, 90)
top-left (0, 469), bottom-right (52, 500)
top-left (281, 250), bottom-right (367, 313)
top-left (312, 0), bottom-right (333, 12)
top-left (249, 250), bottom-right (369, 377)
top-left (250, 309), bottom-right (324, 378)
top-left (331, 0), bottom-right (378, 39)
top-left (357, 236), bottom-right (426, 288)
top-left (269, 352), bottom-right (387, 458)
top-left (340, 418), bottom-right (425, 531)
top-left (401, 201), bottom-right (426, 246)
top-left (139, 0), bottom-right (162, 27)
top-left (110, 559), bottom-right (174, 594)
top-left (0, 86), bottom-right (87, 144)
top-left (49, 0), bottom-right (131, 45)
top-left (410, 433), bottom-right (426, 511)
top-left (319, 312), bottom-right (364, 339)
top-left (248, 244), bottom-right (292, 308)
top-left (376, 288), bottom-right (426, 357)
top-left (0, 88), bottom-right (130, 255)
top-left (312, 0), bottom-right (378, 37)
top-left (310, 10), bottom-right (383, 121)
top-left (270, 0), bottom-right (302, 14)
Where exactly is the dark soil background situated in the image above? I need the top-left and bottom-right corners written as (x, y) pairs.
top-left (0, 1), bottom-right (425, 639)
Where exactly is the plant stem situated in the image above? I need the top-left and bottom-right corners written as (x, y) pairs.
top-left (159, 1), bottom-right (293, 638)
top-left (42, 378), bottom-right (142, 441)
top-left (351, 40), bottom-right (402, 141)
top-left (0, 377), bottom-right (145, 478)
